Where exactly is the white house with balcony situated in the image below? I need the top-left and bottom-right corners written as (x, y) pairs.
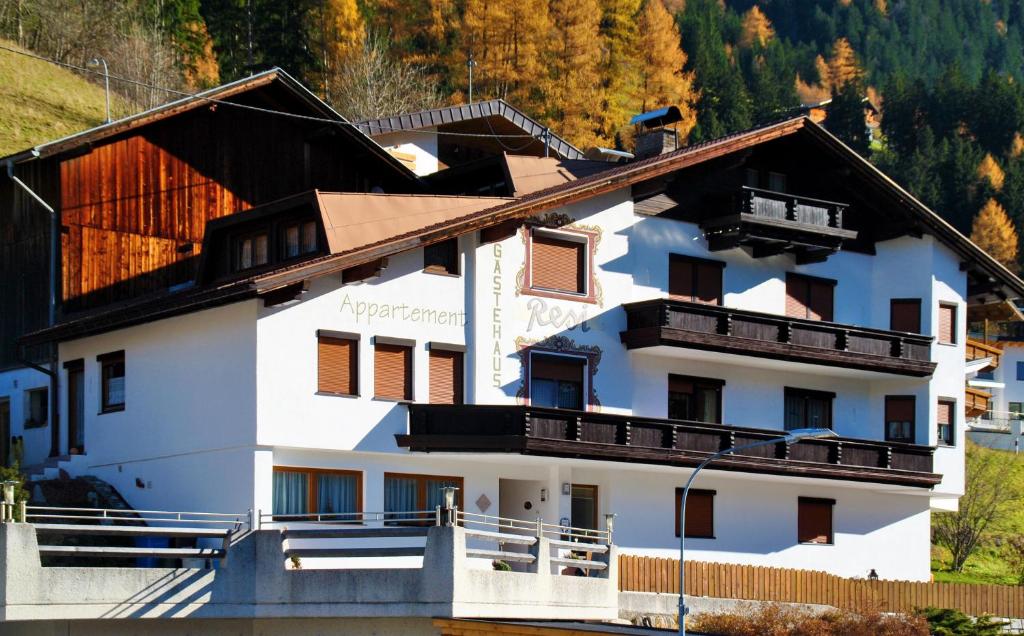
top-left (8, 116), bottom-right (1024, 633)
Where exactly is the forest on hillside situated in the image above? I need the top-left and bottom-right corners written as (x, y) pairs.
top-left (3, 0), bottom-right (1024, 269)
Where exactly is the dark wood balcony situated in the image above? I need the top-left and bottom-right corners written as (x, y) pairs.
top-left (701, 187), bottom-right (858, 263)
top-left (399, 405), bottom-right (941, 488)
top-left (621, 299), bottom-right (936, 378)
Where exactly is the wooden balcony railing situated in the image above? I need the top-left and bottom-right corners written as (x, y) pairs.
top-left (400, 405), bottom-right (940, 489)
top-left (742, 186), bottom-right (848, 230)
top-left (966, 338), bottom-right (1002, 371)
top-left (965, 387), bottom-right (992, 418)
top-left (621, 299), bottom-right (936, 377)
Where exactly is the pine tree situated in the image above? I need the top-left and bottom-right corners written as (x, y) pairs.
top-left (827, 80), bottom-right (869, 157)
top-left (318, 0), bottom-right (366, 99)
top-left (368, 0), bottom-right (454, 71)
top-left (543, 0), bottom-right (605, 148)
top-left (635, 0), bottom-right (697, 139)
top-left (597, 0), bottom-right (643, 144)
top-left (738, 5), bottom-right (774, 49)
top-left (971, 198), bottom-right (1019, 271)
top-left (826, 37), bottom-right (862, 89)
top-left (978, 154), bottom-right (1006, 192)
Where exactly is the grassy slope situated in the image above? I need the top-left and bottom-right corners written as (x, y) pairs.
top-left (932, 443), bottom-right (1024, 585)
top-left (0, 40), bottom-right (132, 156)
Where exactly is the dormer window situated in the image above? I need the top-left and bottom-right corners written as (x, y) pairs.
top-left (284, 220), bottom-right (318, 259)
top-left (236, 232), bottom-right (269, 270)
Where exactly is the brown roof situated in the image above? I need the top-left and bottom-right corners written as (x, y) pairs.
top-left (502, 156), bottom-right (613, 197)
top-left (22, 116), bottom-right (1024, 345)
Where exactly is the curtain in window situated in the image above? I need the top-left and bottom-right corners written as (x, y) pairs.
top-left (784, 393), bottom-right (804, 430)
top-left (806, 397), bottom-right (827, 428)
top-left (385, 476), bottom-right (418, 520)
top-left (317, 473), bottom-right (357, 517)
top-left (273, 471), bottom-right (309, 516)
top-left (697, 387), bottom-right (718, 423)
top-left (531, 379), bottom-right (558, 408)
top-left (425, 478), bottom-right (460, 510)
top-left (557, 381), bottom-right (582, 410)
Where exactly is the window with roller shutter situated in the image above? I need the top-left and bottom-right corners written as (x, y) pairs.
top-left (530, 232), bottom-right (585, 294)
top-left (429, 348), bottom-right (463, 405)
top-left (938, 303), bottom-right (957, 344)
top-left (675, 488), bottom-right (715, 538)
top-left (318, 334), bottom-right (358, 396)
top-left (785, 274), bottom-right (834, 321)
top-left (885, 395), bottom-right (916, 443)
top-left (937, 399), bottom-right (955, 446)
top-left (890, 299), bottom-right (922, 333)
top-left (669, 255), bottom-right (724, 305)
top-left (375, 341), bottom-right (412, 401)
top-left (798, 497), bottom-right (834, 544)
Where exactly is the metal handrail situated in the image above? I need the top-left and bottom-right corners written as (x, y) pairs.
top-left (24, 506), bottom-right (247, 528)
top-left (457, 510), bottom-right (612, 544)
top-left (258, 510), bottom-right (437, 525)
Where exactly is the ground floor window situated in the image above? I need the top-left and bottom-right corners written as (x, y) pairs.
top-left (797, 497), bottom-right (834, 545)
top-left (675, 488), bottom-right (715, 539)
top-left (272, 467), bottom-right (362, 519)
top-left (384, 472), bottom-right (463, 522)
top-left (24, 387), bottom-right (48, 429)
top-left (570, 484), bottom-right (599, 532)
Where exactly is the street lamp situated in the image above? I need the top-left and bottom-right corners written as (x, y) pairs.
top-left (87, 57), bottom-right (111, 124)
top-left (677, 427), bottom-right (837, 636)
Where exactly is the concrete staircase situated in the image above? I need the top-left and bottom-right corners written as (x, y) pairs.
top-left (24, 454), bottom-right (89, 481)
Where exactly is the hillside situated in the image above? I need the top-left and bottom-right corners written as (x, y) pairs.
top-left (0, 41), bottom-right (134, 156)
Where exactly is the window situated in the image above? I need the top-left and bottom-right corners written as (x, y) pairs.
top-left (571, 484), bottom-right (599, 531)
top-left (798, 497), bottom-right (834, 544)
top-left (0, 398), bottom-right (8, 468)
top-left (318, 333), bottom-right (358, 396)
top-left (283, 220), bottom-right (317, 259)
top-left (374, 340), bottom-right (413, 401)
top-left (1011, 402), bottom-right (1024, 420)
top-left (784, 388), bottom-right (833, 430)
top-left (668, 375), bottom-right (723, 423)
top-left (429, 348), bottom-right (464, 405)
top-left (768, 171), bottom-right (787, 192)
top-left (937, 399), bottom-right (955, 446)
top-left (24, 388), bottom-right (48, 428)
top-left (675, 488), bottom-right (715, 538)
top-left (99, 351), bottom-right (125, 413)
top-left (530, 354), bottom-right (585, 410)
top-left (66, 360), bottom-right (85, 453)
top-left (530, 231), bottom-right (585, 294)
top-left (1017, 362), bottom-right (1024, 382)
top-left (384, 472), bottom-right (463, 522)
top-left (272, 467), bottom-right (362, 519)
top-left (236, 231), bottom-right (269, 270)
top-left (885, 395), bottom-right (916, 443)
top-left (424, 238), bottom-right (459, 275)
top-left (890, 299), bottom-right (922, 333)
top-left (938, 303), bottom-right (957, 344)
top-left (669, 255), bottom-right (724, 305)
top-left (785, 274), bottom-right (835, 321)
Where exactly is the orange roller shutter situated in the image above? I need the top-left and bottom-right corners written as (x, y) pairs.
top-left (532, 234), bottom-right (584, 293)
top-left (429, 349), bottom-right (463, 405)
top-left (938, 304), bottom-right (956, 344)
top-left (318, 336), bottom-right (357, 395)
top-left (375, 343), bottom-right (412, 400)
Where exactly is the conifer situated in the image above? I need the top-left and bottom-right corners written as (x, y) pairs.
top-left (739, 6), bottom-right (774, 49)
top-left (598, 0), bottom-right (643, 144)
top-left (543, 0), bottom-right (606, 148)
top-left (827, 37), bottom-right (863, 89)
top-left (978, 154), bottom-right (1006, 191)
top-left (323, 0), bottom-right (366, 74)
top-left (636, 0), bottom-right (698, 140)
top-left (971, 198), bottom-right (1019, 271)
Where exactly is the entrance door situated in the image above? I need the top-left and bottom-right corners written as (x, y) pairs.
top-left (67, 364), bottom-right (85, 453)
top-left (0, 398), bottom-right (8, 467)
top-left (570, 484), bottom-right (598, 539)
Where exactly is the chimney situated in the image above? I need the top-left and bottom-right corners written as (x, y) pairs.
top-left (630, 106), bottom-right (684, 160)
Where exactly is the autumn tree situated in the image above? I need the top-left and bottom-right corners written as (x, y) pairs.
top-left (366, 0), bottom-right (454, 70)
top-left (543, 0), bottom-right (605, 149)
top-left (977, 153), bottom-right (1006, 192)
top-left (597, 0), bottom-right (642, 144)
top-left (971, 199), bottom-right (1019, 270)
top-left (826, 37), bottom-right (862, 89)
top-left (738, 5), bottom-right (773, 49)
top-left (316, 0), bottom-right (366, 100)
top-left (635, 0), bottom-right (697, 139)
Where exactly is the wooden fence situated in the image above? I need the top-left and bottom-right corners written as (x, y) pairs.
top-left (619, 555), bottom-right (1024, 618)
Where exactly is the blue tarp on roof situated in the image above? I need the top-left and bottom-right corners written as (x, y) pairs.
top-left (629, 106), bottom-right (683, 128)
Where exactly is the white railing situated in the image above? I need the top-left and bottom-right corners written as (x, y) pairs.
top-left (457, 510), bottom-right (613, 545)
top-left (258, 509), bottom-right (437, 528)
top-left (24, 506), bottom-right (249, 530)
top-left (969, 411), bottom-right (1023, 433)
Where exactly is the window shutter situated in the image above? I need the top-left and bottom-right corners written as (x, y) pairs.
top-left (798, 498), bottom-right (833, 544)
top-left (695, 263), bottom-right (723, 305)
top-left (937, 400), bottom-right (952, 427)
top-left (375, 343), bottom-right (412, 400)
top-left (808, 280), bottom-right (833, 321)
top-left (676, 489), bottom-right (715, 538)
top-left (531, 354), bottom-right (585, 382)
top-left (318, 336), bottom-right (357, 395)
top-left (890, 299), bottom-right (921, 333)
top-left (429, 349), bottom-right (463, 405)
top-left (938, 304), bottom-right (956, 344)
top-left (886, 396), bottom-right (915, 422)
top-left (669, 258), bottom-right (695, 300)
top-left (668, 375), bottom-right (695, 394)
top-left (531, 234), bottom-right (584, 293)
top-left (785, 276), bottom-right (809, 318)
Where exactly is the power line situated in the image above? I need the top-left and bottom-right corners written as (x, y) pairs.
top-left (0, 44), bottom-right (543, 141)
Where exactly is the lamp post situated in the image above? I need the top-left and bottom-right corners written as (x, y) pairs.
top-left (1, 480), bottom-right (17, 523)
top-left (441, 486), bottom-right (459, 527)
top-left (677, 427), bottom-right (837, 636)
top-left (87, 57), bottom-right (111, 124)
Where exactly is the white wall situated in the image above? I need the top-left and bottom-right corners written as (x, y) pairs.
top-left (0, 366), bottom-right (53, 466)
top-left (373, 131), bottom-right (440, 176)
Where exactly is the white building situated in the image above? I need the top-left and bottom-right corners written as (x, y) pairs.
top-left (13, 115), bottom-right (1024, 588)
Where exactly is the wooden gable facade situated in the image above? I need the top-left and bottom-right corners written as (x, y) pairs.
top-left (1, 71), bottom-right (419, 367)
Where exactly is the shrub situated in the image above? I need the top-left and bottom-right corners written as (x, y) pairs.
top-left (919, 607), bottom-right (1008, 635)
top-left (492, 560), bottom-right (512, 571)
top-left (689, 603), bottom-right (929, 636)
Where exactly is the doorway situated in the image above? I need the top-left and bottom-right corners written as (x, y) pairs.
top-left (571, 484), bottom-right (599, 538)
top-left (67, 363), bottom-right (85, 454)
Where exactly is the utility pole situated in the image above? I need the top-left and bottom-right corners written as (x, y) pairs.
top-left (88, 58), bottom-right (111, 124)
top-left (247, 0), bottom-right (255, 75)
top-left (467, 53), bottom-right (477, 104)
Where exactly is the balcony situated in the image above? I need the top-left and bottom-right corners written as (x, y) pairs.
top-left (400, 405), bottom-right (941, 489)
top-left (965, 387), bottom-right (992, 418)
top-left (701, 187), bottom-right (858, 263)
top-left (621, 299), bottom-right (936, 378)
top-left (966, 338), bottom-right (1002, 371)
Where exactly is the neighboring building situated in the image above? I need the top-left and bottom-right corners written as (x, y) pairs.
top-left (355, 100), bottom-right (585, 176)
top-left (11, 111), bottom-right (1024, 590)
top-left (966, 318), bottom-right (1024, 450)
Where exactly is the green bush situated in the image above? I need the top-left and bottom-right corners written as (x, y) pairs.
top-left (919, 607), bottom-right (1008, 636)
